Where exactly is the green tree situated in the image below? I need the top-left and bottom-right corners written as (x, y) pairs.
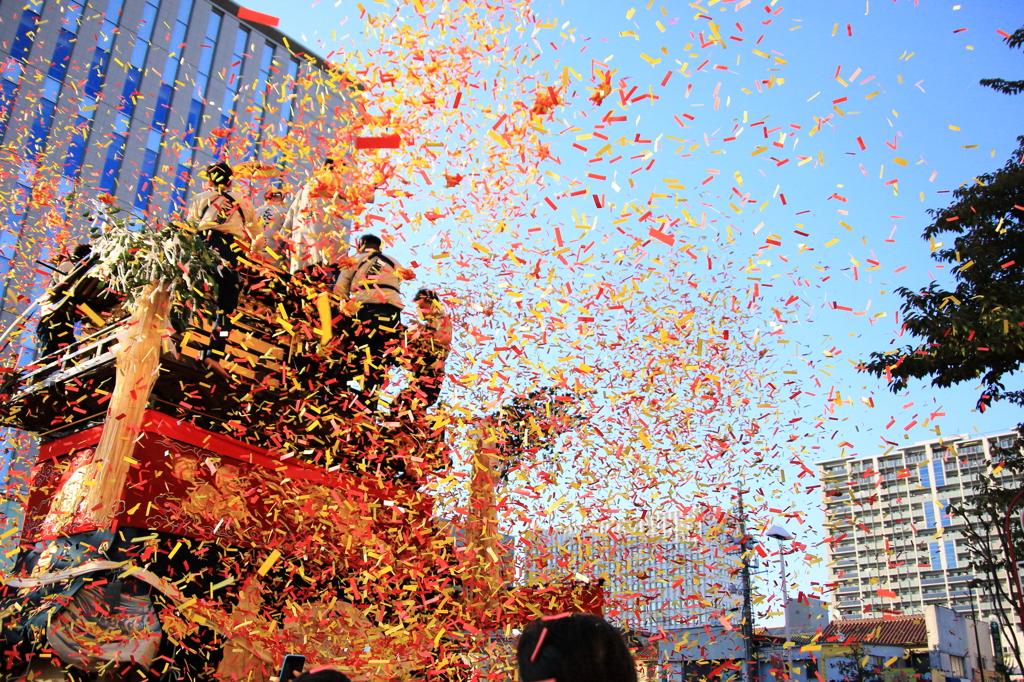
top-left (859, 28), bottom-right (1024, 678)
top-left (834, 643), bottom-right (884, 682)
top-left (947, 435), bottom-right (1024, 678)
top-left (981, 28), bottom-right (1024, 95)
top-left (860, 27), bottom-right (1024, 407)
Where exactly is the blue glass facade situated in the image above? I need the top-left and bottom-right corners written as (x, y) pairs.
top-left (943, 539), bottom-right (957, 569)
top-left (243, 41), bottom-right (276, 160)
top-left (213, 26), bottom-right (249, 159)
top-left (97, 0), bottom-right (160, 194)
top-left (0, 5), bottom-right (41, 140)
top-left (26, 2), bottom-right (84, 160)
top-left (0, 0), bottom-right (344, 279)
top-left (63, 0), bottom-right (124, 179)
top-left (134, 0), bottom-right (194, 212)
top-left (170, 9), bottom-right (222, 210)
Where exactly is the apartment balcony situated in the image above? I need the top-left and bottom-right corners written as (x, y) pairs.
top-left (922, 592), bottom-right (949, 601)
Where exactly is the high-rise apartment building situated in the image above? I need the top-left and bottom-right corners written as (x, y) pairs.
top-left (817, 431), bottom-right (1022, 631)
top-left (520, 509), bottom-right (741, 631)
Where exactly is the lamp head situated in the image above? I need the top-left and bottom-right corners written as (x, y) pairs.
top-left (767, 524), bottom-right (793, 541)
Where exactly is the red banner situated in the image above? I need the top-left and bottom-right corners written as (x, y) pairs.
top-left (237, 7), bottom-right (280, 27)
top-left (356, 134), bottom-right (402, 149)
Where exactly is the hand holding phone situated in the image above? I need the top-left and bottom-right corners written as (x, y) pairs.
top-left (276, 655), bottom-right (305, 682)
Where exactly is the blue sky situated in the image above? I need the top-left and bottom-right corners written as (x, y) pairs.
top-left (234, 0), bottom-right (1024, 614)
top-left (245, 0), bottom-right (1024, 441)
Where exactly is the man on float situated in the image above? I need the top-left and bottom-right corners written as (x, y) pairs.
top-left (186, 161), bottom-right (257, 380)
top-left (285, 158), bottom-right (354, 285)
top-left (334, 234), bottom-right (407, 408)
top-left (396, 288), bottom-right (452, 414)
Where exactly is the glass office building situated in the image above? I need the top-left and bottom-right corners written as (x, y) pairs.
top-left (521, 509), bottom-right (741, 631)
top-left (0, 0), bottom-right (350, 322)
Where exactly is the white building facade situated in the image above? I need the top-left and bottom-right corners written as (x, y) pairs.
top-left (817, 431), bottom-right (1023, 671)
top-left (520, 509), bottom-right (740, 631)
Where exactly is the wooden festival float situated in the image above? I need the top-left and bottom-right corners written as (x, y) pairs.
top-left (0, 210), bottom-right (601, 682)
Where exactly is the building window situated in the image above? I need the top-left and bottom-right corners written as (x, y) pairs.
top-left (939, 500), bottom-right (954, 528)
top-left (279, 57), bottom-right (301, 132)
top-left (63, 0), bottom-right (123, 178)
top-left (244, 41), bottom-right (276, 160)
top-left (135, 0), bottom-right (195, 212)
top-left (944, 539), bottom-right (957, 569)
top-left (960, 442), bottom-right (983, 455)
top-left (0, 4), bottom-right (41, 140)
top-left (213, 26), bottom-right (250, 158)
top-left (950, 656), bottom-right (966, 678)
top-left (98, 0), bottom-right (159, 194)
top-left (25, 2), bottom-right (84, 160)
top-left (929, 541), bottom-right (942, 570)
top-left (996, 436), bottom-right (1017, 449)
top-left (171, 9), bottom-right (223, 210)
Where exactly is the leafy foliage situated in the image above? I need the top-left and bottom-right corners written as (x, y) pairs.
top-left (980, 28), bottom-right (1024, 96)
top-left (834, 643), bottom-right (884, 682)
top-left (859, 137), bottom-right (1024, 406)
top-left (90, 210), bottom-right (220, 312)
top-left (946, 433), bottom-right (1024, 677)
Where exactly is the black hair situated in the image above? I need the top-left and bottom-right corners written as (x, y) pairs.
top-left (517, 614), bottom-right (637, 682)
top-left (294, 670), bottom-right (352, 682)
top-left (71, 244), bottom-right (91, 261)
top-left (205, 161), bottom-right (233, 186)
top-left (414, 289), bottom-right (439, 303)
top-left (358, 234), bottom-right (382, 251)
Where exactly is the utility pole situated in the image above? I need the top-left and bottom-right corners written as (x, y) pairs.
top-left (967, 579), bottom-right (985, 682)
top-left (739, 489), bottom-right (756, 682)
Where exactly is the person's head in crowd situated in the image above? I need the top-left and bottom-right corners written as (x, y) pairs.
top-left (71, 243), bottom-right (91, 261)
top-left (203, 161), bottom-right (233, 190)
top-left (293, 669), bottom-right (352, 682)
top-left (264, 189), bottom-right (285, 205)
top-left (357, 234), bottom-right (382, 253)
top-left (517, 613), bottom-right (637, 682)
top-left (414, 288), bottom-right (442, 315)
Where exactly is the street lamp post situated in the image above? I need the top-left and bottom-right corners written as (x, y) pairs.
top-left (768, 525), bottom-right (794, 679)
top-left (967, 579), bottom-right (985, 682)
top-left (739, 490), bottom-right (755, 682)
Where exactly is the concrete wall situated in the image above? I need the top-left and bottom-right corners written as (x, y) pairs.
top-left (928, 605), bottom-right (971, 658)
top-left (788, 595), bottom-right (830, 633)
top-left (926, 604), bottom-right (997, 680)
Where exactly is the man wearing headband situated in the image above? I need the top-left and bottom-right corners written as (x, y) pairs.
top-left (186, 161), bottom-right (256, 379)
